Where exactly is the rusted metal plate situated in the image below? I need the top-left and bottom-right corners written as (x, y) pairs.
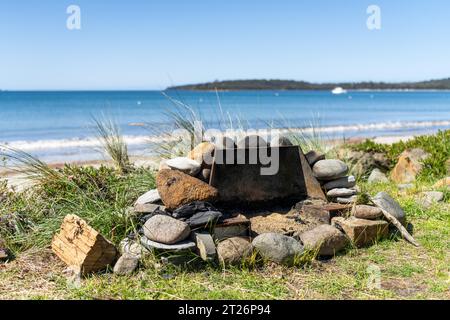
top-left (210, 146), bottom-right (325, 206)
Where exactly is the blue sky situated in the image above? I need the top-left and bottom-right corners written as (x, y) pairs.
top-left (1, 0), bottom-right (449, 90)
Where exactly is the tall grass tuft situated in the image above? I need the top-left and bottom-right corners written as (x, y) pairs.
top-left (92, 116), bottom-right (131, 174)
top-left (0, 144), bottom-right (62, 185)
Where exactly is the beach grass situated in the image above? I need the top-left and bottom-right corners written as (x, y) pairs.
top-left (1, 170), bottom-right (449, 300)
top-left (92, 116), bottom-right (131, 174)
top-left (1, 127), bottom-right (450, 300)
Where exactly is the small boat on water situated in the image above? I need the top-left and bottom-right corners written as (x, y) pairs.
top-left (331, 87), bottom-right (347, 95)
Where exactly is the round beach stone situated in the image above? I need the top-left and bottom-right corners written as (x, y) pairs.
top-left (368, 168), bottom-right (389, 184)
top-left (322, 176), bottom-right (356, 190)
top-left (140, 237), bottom-right (196, 251)
top-left (299, 225), bottom-right (349, 256)
top-left (305, 151), bottom-right (326, 167)
top-left (335, 196), bottom-right (357, 204)
top-left (418, 191), bottom-right (444, 209)
top-left (270, 135), bottom-right (293, 147)
top-left (166, 157), bottom-right (201, 176)
top-left (199, 168), bottom-right (211, 182)
top-left (135, 189), bottom-right (160, 205)
top-left (143, 215), bottom-right (191, 245)
top-left (119, 238), bottom-right (150, 258)
top-left (353, 205), bottom-right (383, 220)
top-left (217, 237), bottom-right (253, 266)
top-left (313, 159), bottom-right (349, 181)
top-left (372, 192), bottom-right (406, 225)
top-left (252, 233), bottom-right (304, 266)
top-left (113, 253), bottom-right (139, 276)
top-left (188, 142), bottom-right (215, 168)
top-left (237, 135), bottom-right (268, 149)
top-left (326, 188), bottom-right (357, 198)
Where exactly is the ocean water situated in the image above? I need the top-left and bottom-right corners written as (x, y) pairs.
top-left (1, 90), bottom-right (450, 163)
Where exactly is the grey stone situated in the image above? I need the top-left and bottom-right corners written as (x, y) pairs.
top-left (372, 192), bottom-right (406, 225)
top-left (418, 191), bottom-right (444, 209)
top-left (143, 215), bottom-right (191, 245)
top-left (270, 135), bottom-right (293, 147)
top-left (326, 188), bottom-right (357, 198)
top-left (166, 157), bottom-right (201, 176)
top-left (335, 196), bottom-right (358, 204)
top-left (217, 237), bottom-right (253, 266)
top-left (368, 168), bottom-right (389, 184)
top-left (322, 176), bottom-right (356, 190)
top-left (252, 233), bottom-right (304, 266)
top-left (191, 232), bottom-right (217, 262)
top-left (347, 151), bottom-right (391, 177)
top-left (140, 237), bottom-right (196, 251)
top-left (313, 160), bottom-right (349, 181)
top-left (299, 225), bottom-right (349, 256)
top-left (200, 168), bottom-right (211, 182)
top-left (135, 189), bottom-right (160, 205)
top-left (305, 151), bottom-right (326, 167)
top-left (236, 135), bottom-right (268, 149)
top-left (119, 238), bottom-right (150, 258)
top-left (113, 253), bottom-right (139, 276)
top-left (133, 203), bottom-right (166, 214)
top-left (353, 205), bottom-right (383, 220)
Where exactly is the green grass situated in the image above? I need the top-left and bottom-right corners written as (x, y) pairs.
top-left (1, 176), bottom-right (449, 300)
top-left (0, 164), bottom-right (155, 253)
top-left (350, 130), bottom-right (450, 181)
top-left (1, 127), bottom-right (449, 300)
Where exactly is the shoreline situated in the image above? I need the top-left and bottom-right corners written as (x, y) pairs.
top-left (0, 134), bottom-right (415, 191)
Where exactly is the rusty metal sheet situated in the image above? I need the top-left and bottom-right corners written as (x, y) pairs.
top-left (209, 146), bottom-right (325, 206)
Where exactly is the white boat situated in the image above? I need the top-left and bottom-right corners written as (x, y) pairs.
top-left (331, 87), bottom-right (347, 95)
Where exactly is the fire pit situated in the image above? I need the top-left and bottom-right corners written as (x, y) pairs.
top-left (209, 146), bottom-right (325, 206)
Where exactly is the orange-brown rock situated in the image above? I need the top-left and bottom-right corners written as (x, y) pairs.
top-left (188, 142), bottom-right (215, 169)
top-left (391, 149), bottom-right (429, 183)
top-left (156, 169), bottom-right (219, 210)
top-left (51, 214), bottom-right (117, 274)
top-left (332, 217), bottom-right (388, 247)
top-left (434, 177), bottom-right (450, 188)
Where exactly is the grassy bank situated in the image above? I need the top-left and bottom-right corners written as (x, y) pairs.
top-left (1, 168), bottom-right (449, 299)
top-left (1, 128), bottom-right (449, 300)
top-left (1, 180), bottom-right (448, 299)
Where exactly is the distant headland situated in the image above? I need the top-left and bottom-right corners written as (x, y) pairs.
top-left (167, 78), bottom-right (450, 91)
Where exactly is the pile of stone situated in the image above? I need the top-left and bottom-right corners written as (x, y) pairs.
top-left (50, 135), bottom-right (418, 276)
top-left (119, 136), bottom-right (412, 270)
top-left (308, 154), bottom-right (358, 204)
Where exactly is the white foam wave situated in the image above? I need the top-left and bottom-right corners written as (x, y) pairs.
top-left (2, 119), bottom-right (450, 152)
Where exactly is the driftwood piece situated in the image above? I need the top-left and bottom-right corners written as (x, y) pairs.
top-left (52, 214), bottom-right (118, 274)
top-left (370, 197), bottom-right (420, 247)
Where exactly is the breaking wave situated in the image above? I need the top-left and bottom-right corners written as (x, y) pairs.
top-left (2, 119), bottom-right (450, 152)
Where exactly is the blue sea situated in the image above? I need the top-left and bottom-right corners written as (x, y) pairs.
top-left (1, 90), bottom-right (450, 163)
